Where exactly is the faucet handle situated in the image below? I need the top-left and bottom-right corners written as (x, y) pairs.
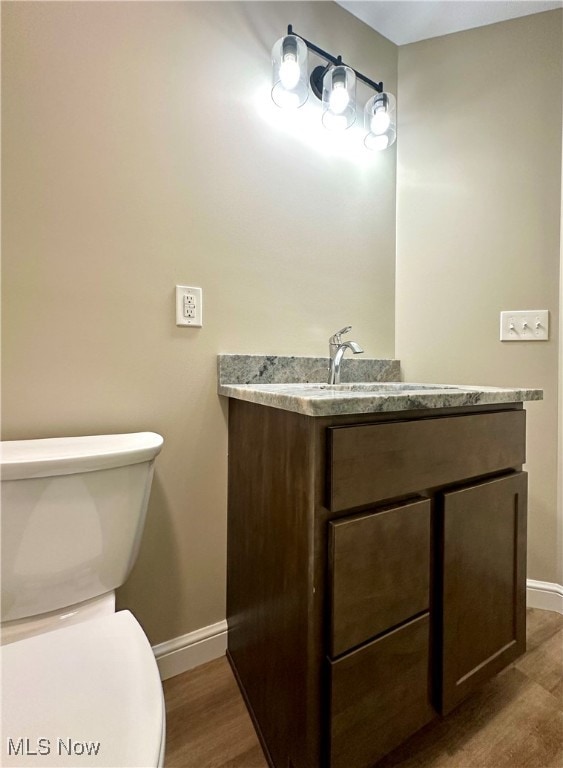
top-left (329, 326), bottom-right (352, 345)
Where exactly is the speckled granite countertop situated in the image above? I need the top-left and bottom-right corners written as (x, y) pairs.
top-left (217, 355), bottom-right (543, 417)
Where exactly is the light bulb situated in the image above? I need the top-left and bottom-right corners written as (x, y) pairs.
top-left (373, 135), bottom-right (390, 150)
top-left (322, 65), bottom-right (356, 130)
top-left (279, 55), bottom-right (300, 90)
top-left (275, 89), bottom-right (301, 110)
top-left (365, 133), bottom-right (390, 151)
top-left (370, 108), bottom-right (390, 136)
top-left (322, 112), bottom-right (349, 131)
top-left (329, 82), bottom-right (350, 115)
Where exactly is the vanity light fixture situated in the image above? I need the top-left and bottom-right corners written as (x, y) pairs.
top-left (271, 33), bottom-right (309, 109)
top-left (364, 92), bottom-right (397, 151)
top-left (321, 64), bottom-right (356, 131)
top-left (271, 25), bottom-right (397, 151)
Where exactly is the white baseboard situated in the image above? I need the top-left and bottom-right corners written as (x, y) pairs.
top-left (526, 579), bottom-right (563, 614)
top-left (152, 580), bottom-right (563, 681)
top-left (152, 619), bottom-right (227, 681)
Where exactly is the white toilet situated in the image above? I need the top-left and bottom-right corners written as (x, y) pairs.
top-left (0, 432), bottom-right (166, 767)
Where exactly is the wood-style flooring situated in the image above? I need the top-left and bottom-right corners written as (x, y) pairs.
top-left (163, 608), bottom-right (563, 768)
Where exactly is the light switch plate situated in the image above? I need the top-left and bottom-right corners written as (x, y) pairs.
top-left (176, 285), bottom-right (202, 327)
top-left (500, 310), bottom-right (549, 341)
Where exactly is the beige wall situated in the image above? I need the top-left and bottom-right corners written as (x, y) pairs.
top-left (1, 2), bottom-right (398, 644)
top-left (396, 11), bottom-right (563, 584)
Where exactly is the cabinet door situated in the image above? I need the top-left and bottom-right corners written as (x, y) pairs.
top-left (440, 472), bottom-right (527, 714)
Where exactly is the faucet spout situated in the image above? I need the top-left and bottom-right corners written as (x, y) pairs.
top-left (345, 341), bottom-right (363, 354)
top-left (328, 337), bottom-right (364, 385)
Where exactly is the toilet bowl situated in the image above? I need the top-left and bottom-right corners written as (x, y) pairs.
top-left (2, 611), bottom-right (165, 767)
top-left (0, 432), bottom-right (165, 767)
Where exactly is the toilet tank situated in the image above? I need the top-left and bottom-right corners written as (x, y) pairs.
top-left (1, 432), bottom-right (164, 623)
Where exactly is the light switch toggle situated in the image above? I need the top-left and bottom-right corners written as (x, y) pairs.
top-left (176, 285), bottom-right (203, 327)
top-left (500, 310), bottom-right (549, 341)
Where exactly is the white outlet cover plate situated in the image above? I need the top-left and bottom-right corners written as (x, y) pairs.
top-left (500, 310), bottom-right (549, 341)
top-left (176, 285), bottom-right (202, 327)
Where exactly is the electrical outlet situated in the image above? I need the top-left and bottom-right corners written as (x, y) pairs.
top-left (500, 310), bottom-right (549, 341)
top-left (176, 286), bottom-right (202, 327)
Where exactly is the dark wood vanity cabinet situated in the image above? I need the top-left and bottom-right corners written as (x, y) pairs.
top-left (227, 401), bottom-right (528, 768)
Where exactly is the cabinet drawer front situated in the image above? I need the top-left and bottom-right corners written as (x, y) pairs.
top-left (328, 409), bottom-right (525, 511)
top-left (440, 471), bottom-right (527, 714)
top-left (329, 499), bottom-right (431, 657)
top-left (329, 614), bottom-right (435, 768)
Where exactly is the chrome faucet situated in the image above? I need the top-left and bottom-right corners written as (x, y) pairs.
top-left (328, 326), bottom-right (364, 384)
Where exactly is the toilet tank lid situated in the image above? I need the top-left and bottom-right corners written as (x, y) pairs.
top-left (0, 432), bottom-right (164, 481)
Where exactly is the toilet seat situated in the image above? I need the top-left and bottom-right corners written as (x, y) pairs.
top-left (1, 610), bottom-right (165, 767)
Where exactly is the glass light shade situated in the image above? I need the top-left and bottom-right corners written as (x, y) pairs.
top-left (271, 35), bottom-right (309, 109)
top-left (322, 65), bottom-right (356, 130)
top-left (364, 92), bottom-right (397, 150)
